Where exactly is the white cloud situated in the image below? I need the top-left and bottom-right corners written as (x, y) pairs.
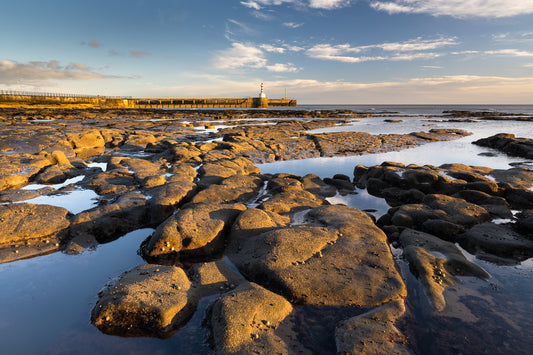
top-left (265, 63), bottom-right (299, 72)
top-left (485, 49), bottom-right (533, 57)
top-left (239, 0), bottom-right (352, 10)
top-left (260, 44), bottom-right (286, 53)
top-left (283, 22), bottom-right (303, 28)
top-left (309, 0), bottom-right (351, 9)
top-left (0, 59), bottom-right (120, 85)
top-left (306, 37), bottom-right (455, 63)
top-left (213, 43), bottom-right (267, 69)
top-left (370, 0), bottom-right (533, 18)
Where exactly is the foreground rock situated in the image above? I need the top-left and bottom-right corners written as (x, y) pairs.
top-left (209, 282), bottom-right (293, 355)
top-left (336, 300), bottom-right (409, 354)
top-left (0, 203), bottom-right (70, 244)
top-left (473, 133), bottom-right (533, 159)
top-left (91, 264), bottom-right (194, 337)
top-left (142, 203), bottom-right (247, 263)
top-left (228, 205), bottom-right (406, 307)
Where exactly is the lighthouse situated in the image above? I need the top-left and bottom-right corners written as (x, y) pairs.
top-left (258, 82), bottom-right (268, 108)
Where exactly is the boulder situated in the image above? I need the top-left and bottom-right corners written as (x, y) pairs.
top-left (91, 264), bottom-right (194, 337)
top-left (229, 205), bottom-right (406, 307)
top-left (0, 203), bottom-right (70, 244)
top-left (142, 203), bottom-right (247, 262)
top-left (209, 282), bottom-right (293, 355)
top-left (335, 300), bottom-right (409, 355)
top-left (148, 180), bottom-right (197, 224)
top-left (301, 174), bottom-right (336, 197)
top-left (259, 190), bottom-right (327, 215)
top-left (422, 194), bottom-right (491, 226)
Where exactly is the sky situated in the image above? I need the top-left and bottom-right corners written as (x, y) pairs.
top-left (1, 0), bottom-right (533, 104)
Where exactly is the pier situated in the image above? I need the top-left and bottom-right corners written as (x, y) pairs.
top-left (0, 90), bottom-right (297, 108)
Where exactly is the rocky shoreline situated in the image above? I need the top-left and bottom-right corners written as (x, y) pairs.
top-left (1, 108), bottom-right (532, 354)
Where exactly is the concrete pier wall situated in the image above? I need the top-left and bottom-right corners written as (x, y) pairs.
top-left (0, 93), bottom-right (296, 108)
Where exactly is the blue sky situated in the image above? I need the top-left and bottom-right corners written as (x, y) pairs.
top-left (1, 0), bottom-right (533, 103)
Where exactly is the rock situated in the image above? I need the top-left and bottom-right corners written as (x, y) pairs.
top-left (84, 170), bottom-right (136, 196)
top-left (188, 260), bottom-right (245, 297)
top-left (267, 176), bottom-right (303, 193)
top-left (422, 194), bottom-right (491, 226)
top-left (403, 245), bottom-right (458, 311)
top-left (190, 174), bottom-right (263, 206)
top-left (473, 133), bottom-right (533, 159)
top-left (148, 180), bottom-right (197, 224)
top-left (0, 203), bottom-right (70, 244)
top-left (91, 264), bottom-right (194, 337)
top-left (390, 204), bottom-right (449, 228)
top-left (335, 300), bottom-right (409, 354)
top-left (66, 129), bottom-right (105, 150)
top-left (198, 157), bottom-right (260, 185)
top-left (259, 190), bottom-right (327, 215)
top-left (142, 203), bottom-right (247, 262)
top-left (209, 282), bottom-right (293, 355)
top-left (421, 219), bottom-right (464, 241)
top-left (33, 164), bottom-right (79, 184)
top-left (301, 174), bottom-right (337, 197)
top-left (229, 205), bottom-right (406, 307)
top-left (459, 222), bottom-right (533, 260)
top-left (516, 210), bottom-right (533, 236)
top-left (323, 177), bottom-right (355, 191)
top-left (69, 192), bottom-right (148, 244)
top-left (228, 208), bottom-right (289, 251)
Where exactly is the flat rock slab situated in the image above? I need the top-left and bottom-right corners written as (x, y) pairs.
top-left (0, 203), bottom-right (70, 244)
top-left (336, 300), bottom-right (409, 354)
top-left (259, 189), bottom-right (327, 215)
top-left (91, 264), bottom-right (194, 337)
top-left (143, 202), bottom-right (247, 262)
top-left (229, 205), bottom-right (406, 307)
top-left (209, 282), bottom-right (293, 355)
top-left (460, 222), bottom-right (533, 260)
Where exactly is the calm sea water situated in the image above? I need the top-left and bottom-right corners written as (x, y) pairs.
top-left (0, 105), bottom-right (532, 354)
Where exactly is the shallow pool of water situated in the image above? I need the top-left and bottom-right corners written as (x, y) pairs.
top-left (20, 188), bottom-right (99, 214)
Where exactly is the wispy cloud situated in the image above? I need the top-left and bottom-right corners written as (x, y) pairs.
top-left (130, 50), bottom-right (151, 58)
top-left (212, 42), bottom-right (298, 72)
top-left (239, 0), bottom-right (352, 10)
top-left (306, 36), bottom-right (456, 63)
top-left (370, 0), bottom-right (533, 18)
top-left (283, 22), bottom-right (303, 28)
top-left (81, 40), bottom-right (102, 48)
top-left (485, 49), bottom-right (533, 57)
top-left (0, 59), bottom-right (120, 85)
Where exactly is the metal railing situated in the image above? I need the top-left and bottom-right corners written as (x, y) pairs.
top-left (0, 90), bottom-right (132, 99)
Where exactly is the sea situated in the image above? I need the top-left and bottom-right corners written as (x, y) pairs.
top-left (0, 104), bottom-right (532, 354)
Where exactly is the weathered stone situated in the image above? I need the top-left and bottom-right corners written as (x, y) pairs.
top-left (142, 203), bottom-right (247, 262)
top-left (459, 222), bottom-right (533, 260)
top-left (335, 300), bottom-right (409, 355)
top-left (229, 205), bottom-right (406, 307)
top-left (422, 194), bottom-right (491, 226)
top-left (66, 129), bottom-right (105, 149)
top-left (91, 264), bottom-right (194, 337)
top-left (209, 282), bottom-right (293, 355)
top-left (421, 219), bottom-right (464, 241)
top-left (302, 173), bottom-right (337, 197)
top-left (259, 190), bottom-right (327, 215)
top-left (188, 260), bottom-right (245, 297)
top-left (70, 192), bottom-right (148, 244)
top-left (0, 203), bottom-right (70, 244)
top-left (267, 176), bottom-right (303, 193)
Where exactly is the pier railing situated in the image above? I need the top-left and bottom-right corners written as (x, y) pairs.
top-left (0, 90), bottom-right (296, 108)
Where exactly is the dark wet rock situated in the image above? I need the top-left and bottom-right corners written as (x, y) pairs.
top-left (459, 222), bottom-right (533, 260)
top-left (490, 168), bottom-right (533, 190)
top-left (382, 187), bottom-right (426, 206)
top-left (390, 203), bottom-right (449, 228)
top-left (142, 203), bottom-right (247, 262)
top-left (384, 119), bottom-right (404, 123)
top-left (228, 205), bottom-right (406, 307)
top-left (0, 203), bottom-right (70, 245)
top-left (335, 300), bottom-right (409, 354)
top-left (473, 133), bottom-right (533, 159)
top-left (33, 164), bottom-right (80, 184)
top-left (400, 229), bottom-right (489, 311)
top-left (259, 189), bottom-right (328, 215)
top-left (91, 264), bottom-right (194, 337)
top-left (421, 219), bottom-right (464, 241)
top-left (301, 173), bottom-right (337, 197)
top-left (502, 187), bottom-right (533, 209)
top-left (516, 210), bottom-right (533, 236)
top-left (422, 194), bottom-right (491, 226)
top-left (323, 177), bottom-right (355, 191)
top-left (209, 282), bottom-right (293, 355)
top-left (69, 192), bottom-right (148, 244)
